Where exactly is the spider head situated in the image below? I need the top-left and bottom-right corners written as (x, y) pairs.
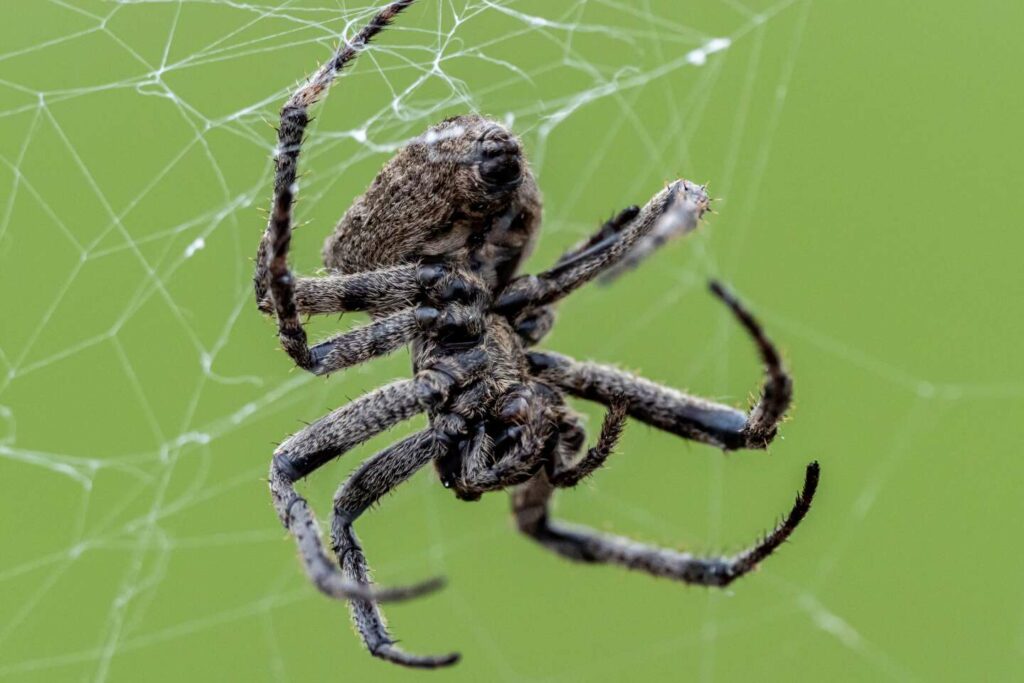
top-left (323, 114), bottom-right (541, 292)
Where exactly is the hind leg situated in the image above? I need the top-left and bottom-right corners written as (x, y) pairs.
top-left (512, 463), bottom-right (819, 587)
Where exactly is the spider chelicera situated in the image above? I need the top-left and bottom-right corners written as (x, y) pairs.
top-left (254, 0), bottom-right (820, 669)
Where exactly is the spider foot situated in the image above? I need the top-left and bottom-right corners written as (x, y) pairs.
top-left (304, 553), bottom-right (445, 604)
top-left (371, 642), bottom-right (461, 669)
top-left (363, 574), bottom-right (447, 603)
top-left (513, 461), bottom-right (820, 588)
top-left (714, 460), bottom-right (820, 586)
top-left (598, 180), bottom-right (710, 283)
top-left (707, 279), bottom-right (792, 449)
top-left (737, 460), bottom-right (820, 566)
top-left (707, 279), bottom-right (777, 364)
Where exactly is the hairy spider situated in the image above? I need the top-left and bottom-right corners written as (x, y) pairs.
top-left (254, 0), bottom-right (820, 669)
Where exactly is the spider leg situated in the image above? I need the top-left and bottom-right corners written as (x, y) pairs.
top-left (526, 282), bottom-right (791, 451)
top-left (513, 462), bottom-right (819, 587)
top-left (256, 263), bottom-right (485, 320)
top-left (508, 207), bottom-right (643, 346)
top-left (707, 280), bottom-right (791, 444)
top-left (552, 205), bottom-right (641, 269)
top-left (548, 400), bottom-right (628, 488)
top-left (264, 263), bottom-right (489, 374)
top-left (495, 179), bottom-right (709, 318)
top-left (301, 309), bottom-right (418, 375)
top-left (331, 430), bottom-right (460, 669)
top-left (255, 0), bottom-right (419, 367)
top-left (597, 200), bottom-right (710, 284)
top-left (269, 379), bottom-right (434, 603)
top-left (256, 264), bottom-right (419, 317)
top-left (269, 351), bottom-right (484, 604)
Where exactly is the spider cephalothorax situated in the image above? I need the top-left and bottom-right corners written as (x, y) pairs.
top-left (254, 0), bottom-right (820, 670)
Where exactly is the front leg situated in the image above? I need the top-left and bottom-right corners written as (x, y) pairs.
top-left (507, 207), bottom-right (640, 346)
top-left (254, 0), bottom-right (422, 369)
top-left (551, 205), bottom-right (641, 271)
top-left (495, 180), bottom-right (709, 319)
top-left (256, 264), bottom-right (420, 316)
top-left (264, 264), bottom-right (489, 375)
top-left (527, 281), bottom-right (791, 451)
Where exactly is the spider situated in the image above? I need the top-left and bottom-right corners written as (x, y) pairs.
top-left (253, 0), bottom-right (820, 669)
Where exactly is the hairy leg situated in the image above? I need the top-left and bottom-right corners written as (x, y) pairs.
top-left (549, 400), bottom-right (628, 488)
top-left (495, 179), bottom-right (709, 317)
top-left (269, 379), bottom-right (436, 602)
top-left (553, 205), bottom-right (641, 269)
top-left (255, 0), bottom-right (418, 368)
top-left (527, 282), bottom-right (791, 451)
top-left (301, 309), bottom-right (418, 375)
top-left (268, 349), bottom-right (484, 604)
top-left (597, 198), bottom-right (711, 283)
top-left (262, 262), bottom-right (490, 374)
top-left (256, 262), bottom-right (489, 321)
top-left (506, 207), bottom-right (643, 346)
top-left (256, 264), bottom-right (419, 316)
top-left (331, 430), bottom-right (459, 668)
top-left (513, 463), bottom-right (819, 587)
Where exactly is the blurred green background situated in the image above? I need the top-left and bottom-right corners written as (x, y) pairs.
top-left (1, 0), bottom-right (1022, 681)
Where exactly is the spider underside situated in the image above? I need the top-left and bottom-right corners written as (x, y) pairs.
top-left (254, 0), bottom-right (820, 669)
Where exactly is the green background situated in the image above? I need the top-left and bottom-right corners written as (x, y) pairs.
top-left (1, 0), bottom-right (1021, 681)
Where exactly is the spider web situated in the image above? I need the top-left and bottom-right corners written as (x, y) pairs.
top-left (2, 1), bottom-right (1022, 681)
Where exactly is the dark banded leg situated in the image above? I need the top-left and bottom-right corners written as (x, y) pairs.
top-left (495, 180), bottom-right (710, 317)
top-left (264, 262), bottom-right (490, 375)
top-left (331, 431), bottom-right (460, 669)
top-left (256, 265), bottom-right (420, 317)
top-left (513, 463), bottom-right (819, 587)
top-left (302, 310), bottom-right (418, 376)
top-left (267, 353), bottom-right (483, 605)
top-left (527, 282), bottom-right (792, 451)
top-left (549, 400), bottom-right (628, 488)
top-left (262, 238), bottom-right (420, 372)
top-left (553, 205), bottom-right (641, 269)
top-left (255, 0), bottom-right (420, 369)
top-left (256, 263), bottom-right (489, 326)
top-left (506, 208), bottom-right (641, 346)
top-left (709, 280), bottom-right (791, 446)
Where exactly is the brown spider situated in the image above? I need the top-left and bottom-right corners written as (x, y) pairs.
top-left (254, 0), bottom-right (820, 669)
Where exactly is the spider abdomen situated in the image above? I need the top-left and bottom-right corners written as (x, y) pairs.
top-left (323, 114), bottom-right (541, 293)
